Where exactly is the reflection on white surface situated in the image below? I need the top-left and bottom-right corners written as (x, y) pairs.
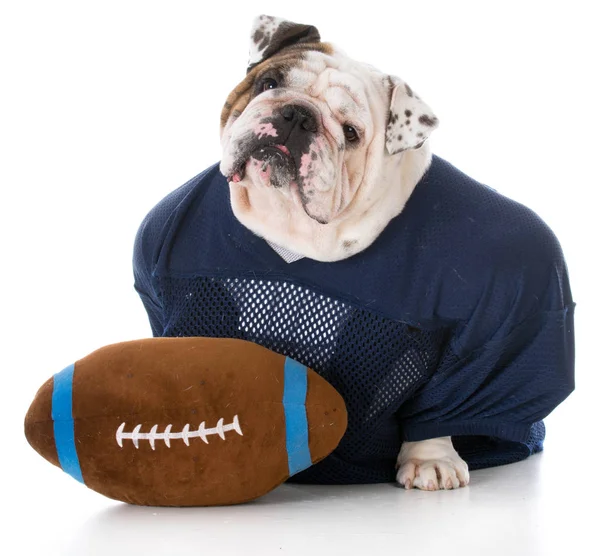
top-left (8, 432), bottom-right (593, 556)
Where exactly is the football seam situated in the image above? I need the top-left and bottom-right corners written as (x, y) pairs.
top-left (116, 415), bottom-right (244, 449)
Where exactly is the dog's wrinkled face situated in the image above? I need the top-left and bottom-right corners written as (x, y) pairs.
top-left (221, 48), bottom-right (378, 224)
top-left (220, 15), bottom-right (439, 261)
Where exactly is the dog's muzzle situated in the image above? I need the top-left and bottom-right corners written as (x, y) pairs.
top-left (281, 104), bottom-right (319, 134)
top-left (230, 103), bottom-right (320, 187)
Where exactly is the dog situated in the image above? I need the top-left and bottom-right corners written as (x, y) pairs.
top-left (134, 14), bottom-right (574, 491)
top-left (220, 14), bottom-right (472, 491)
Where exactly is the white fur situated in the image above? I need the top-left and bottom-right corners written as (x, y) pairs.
top-left (248, 15), bottom-right (283, 67)
top-left (221, 49), bottom-right (435, 262)
top-left (385, 76), bottom-right (439, 155)
top-left (396, 437), bottom-right (470, 490)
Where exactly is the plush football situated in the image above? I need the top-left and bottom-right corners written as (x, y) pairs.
top-left (24, 337), bottom-right (347, 506)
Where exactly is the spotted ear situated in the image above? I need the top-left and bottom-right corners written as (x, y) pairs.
top-left (385, 76), bottom-right (439, 155)
top-left (247, 15), bottom-right (321, 73)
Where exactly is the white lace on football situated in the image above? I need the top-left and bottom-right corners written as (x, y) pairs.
top-left (116, 415), bottom-right (243, 450)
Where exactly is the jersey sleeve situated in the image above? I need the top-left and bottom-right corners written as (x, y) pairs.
top-left (132, 167), bottom-right (217, 336)
top-left (397, 207), bottom-right (575, 463)
top-left (133, 204), bottom-right (167, 337)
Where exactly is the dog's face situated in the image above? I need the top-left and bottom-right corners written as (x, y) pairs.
top-left (220, 15), bottom-right (439, 261)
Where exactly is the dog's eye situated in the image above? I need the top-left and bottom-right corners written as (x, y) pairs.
top-left (260, 78), bottom-right (278, 92)
top-left (343, 124), bottom-right (359, 142)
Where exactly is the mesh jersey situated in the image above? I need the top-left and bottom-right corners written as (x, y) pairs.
top-left (132, 155), bottom-right (575, 484)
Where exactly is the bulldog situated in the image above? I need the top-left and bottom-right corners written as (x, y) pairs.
top-left (219, 15), bottom-right (468, 490)
top-left (220, 16), bottom-right (438, 264)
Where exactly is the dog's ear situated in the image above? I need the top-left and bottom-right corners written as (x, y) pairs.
top-left (247, 15), bottom-right (321, 73)
top-left (385, 76), bottom-right (439, 155)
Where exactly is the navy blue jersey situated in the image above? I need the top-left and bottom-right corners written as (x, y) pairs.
top-left (133, 155), bottom-right (575, 484)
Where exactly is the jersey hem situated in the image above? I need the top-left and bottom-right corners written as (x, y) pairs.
top-left (402, 421), bottom-right (534, 443)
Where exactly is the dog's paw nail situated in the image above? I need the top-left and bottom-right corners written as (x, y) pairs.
top-left (427, 480), bottom-right (435, 490)
top-left (404, 479), bottom-right (412, 490)
top-left (446, 478), bottom-right (453, 489)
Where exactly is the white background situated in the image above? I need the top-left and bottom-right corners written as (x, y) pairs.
top-left (1, 1), bottom-right (598, 554)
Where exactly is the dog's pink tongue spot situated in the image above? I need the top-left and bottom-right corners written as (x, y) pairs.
top-left (232, 173), bottom-right (242, 183)
top-left (275, 145), bottom-right (291, 156)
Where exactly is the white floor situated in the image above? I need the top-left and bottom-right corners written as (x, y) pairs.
top-left (6, 396), bottom-right (596, 556)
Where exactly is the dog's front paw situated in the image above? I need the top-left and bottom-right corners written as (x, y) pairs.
top-left (396, 437), bottom-right (469, 491)
top-left (396, 457), bottom-right (469, 490)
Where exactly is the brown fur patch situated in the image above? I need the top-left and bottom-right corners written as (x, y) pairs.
top-left (220, 42), bottom-right (335, 130)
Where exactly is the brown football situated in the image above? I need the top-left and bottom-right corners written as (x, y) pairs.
top-left (24, 337), bottom-right (347, 506)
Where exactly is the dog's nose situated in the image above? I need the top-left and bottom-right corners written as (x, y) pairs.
top-left (281, 104), bottom-right (318, 133)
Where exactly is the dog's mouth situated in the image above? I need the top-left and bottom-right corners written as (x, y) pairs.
top-left (230, 144), bottom-right (296, 188)
top-left (268, 144), bottom-right (292, 157)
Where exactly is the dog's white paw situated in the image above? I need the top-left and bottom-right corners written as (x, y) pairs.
top-left (396, 457), bottom-right (470, 490)
top-left (396, 437), bottom-right (470, 491)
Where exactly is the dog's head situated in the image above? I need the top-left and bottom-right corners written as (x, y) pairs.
top-left (220, 15), bottom-right (439, 261)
